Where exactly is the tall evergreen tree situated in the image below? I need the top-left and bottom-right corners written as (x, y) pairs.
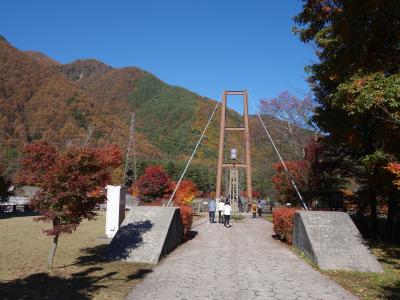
top-left (294, 0), bottom-right (400, 239)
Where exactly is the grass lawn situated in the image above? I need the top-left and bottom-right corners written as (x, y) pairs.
top-left (322, 242), bottom-right (400, 299)
top-left (294, 241), bottom-right (400, 299)
top-left (264, 214), bottom-right (273, 222)
top-left (0, 211), bottom-right (152, 300)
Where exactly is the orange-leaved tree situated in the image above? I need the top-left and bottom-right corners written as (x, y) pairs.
top-left (173, 179), bottom-right (197, 239)
top-left (174, 179), bottom-right (197, 206)
top-left (18, 141), bottom-right (122, 268)
top-left (386, 163), bottom-right (400, 189)
top-left (272, 207), bottom-right (298, 245)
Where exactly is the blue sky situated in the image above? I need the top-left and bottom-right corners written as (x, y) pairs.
top-left (1, 0), bottom-right (316, 113)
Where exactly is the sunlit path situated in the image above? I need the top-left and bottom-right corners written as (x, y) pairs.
top-left (127, 216), bottom-right (357, 300)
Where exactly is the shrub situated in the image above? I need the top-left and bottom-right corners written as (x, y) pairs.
top-left (174, 179), bottom-right (197, 206)
top-left (136, 165), bottom-right (172, 202)
top-left (179, 205), bottom-right (193, 240)
top-left (272, 208), bottom-right (298, 244)
top-left (231, 213), bottom-right (245, 222)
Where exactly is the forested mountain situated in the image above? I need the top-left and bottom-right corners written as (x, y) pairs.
top-left (0, 37), bottom-right (312, 195)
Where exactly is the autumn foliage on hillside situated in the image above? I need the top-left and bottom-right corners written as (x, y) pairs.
top-left (0, 38), bottom-right (157, 178)
top-left (0, 37), bottom-right (317, 201)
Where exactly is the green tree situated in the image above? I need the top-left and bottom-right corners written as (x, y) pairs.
top-left (294, 0), bottom-right (400, 239)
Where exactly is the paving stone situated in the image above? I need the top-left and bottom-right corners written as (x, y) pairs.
top-left (126, 214), bottom-right (358, 299)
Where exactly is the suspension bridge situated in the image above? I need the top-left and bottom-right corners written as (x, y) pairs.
top-left (165, 89), bottom-right (308, 210)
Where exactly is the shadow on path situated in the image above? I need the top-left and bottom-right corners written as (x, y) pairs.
top-left (185, 230), bottom-right (198, 241)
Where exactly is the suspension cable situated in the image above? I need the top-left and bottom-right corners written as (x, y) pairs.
top-left (247, 92), bottom-right (308, 210)
top-left (166, 92), bottom-right (224, 206)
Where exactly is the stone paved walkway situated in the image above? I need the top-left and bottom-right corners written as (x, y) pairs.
top-left (127, 215), bottom-right (357, 300)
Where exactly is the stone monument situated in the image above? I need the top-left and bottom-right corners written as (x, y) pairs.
top-left (293, 211), bottom-right (383, 273)
top-left (106, 206), bottom-right (183, 264)
top-left (105, 185), bottom-right (126, 238)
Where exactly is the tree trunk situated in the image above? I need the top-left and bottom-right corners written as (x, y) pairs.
top-left (48, 234), bottom-right (59, 269)
top-left (386, 196), bottom-right (398, 241)
top-left (369, 190), bottom-right (378, 238)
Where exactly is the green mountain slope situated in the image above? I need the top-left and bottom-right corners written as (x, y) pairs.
top-left (0, 38), bottom-right (313, 195)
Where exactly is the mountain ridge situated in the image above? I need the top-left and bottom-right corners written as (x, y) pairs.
top-left (0, 37), bottom-right (311, 195)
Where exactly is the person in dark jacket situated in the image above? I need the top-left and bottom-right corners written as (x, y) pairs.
top-left (208, 199), bottom-right (216, 223)
top-left (257, 200), bottom-right (263, 218)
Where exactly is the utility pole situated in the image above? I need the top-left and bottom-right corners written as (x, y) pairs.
top-left (122, 112), bottom-right (137, 185)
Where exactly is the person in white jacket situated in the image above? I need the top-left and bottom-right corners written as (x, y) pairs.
top-left (218, 199), bottom-right (225, 223)
top-left (223, 200), bottom-right (232, 228)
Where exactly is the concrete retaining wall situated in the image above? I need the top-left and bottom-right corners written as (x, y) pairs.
top-left (293, 211), bottom-right (383, 272)
top-left (106, 206), bottom-right (183, 264)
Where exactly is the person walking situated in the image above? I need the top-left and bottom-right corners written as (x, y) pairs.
top-left (208, 199), bottom-right (216, 223)
top-left (223, 200), bottom-right (232, 228)
top-left (238, 196), bottom-right (243, 212)
top-left (257, 199), bottom-right (263, 218)
top-left (218, 198), bottom-right (225, 223)
top-left (251, 201), bottom-right (257, 218)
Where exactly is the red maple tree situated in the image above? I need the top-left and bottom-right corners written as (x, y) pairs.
top-left (135, 165), bottom-right (172, 202)
top-left (135, 166), bottom-right (196, 239)
top-left (272, 160), bottom-right (310, 202)
top-left (18, 141), bottom-right (122, 268)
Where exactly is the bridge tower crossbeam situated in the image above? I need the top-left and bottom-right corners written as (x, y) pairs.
top-left (216, 90), bottom-right (253, 203)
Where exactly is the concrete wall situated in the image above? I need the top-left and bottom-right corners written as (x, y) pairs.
top-left (293, 211), bottom-right (383, 273)
top-left (106, 206), bottom-right (183, 264)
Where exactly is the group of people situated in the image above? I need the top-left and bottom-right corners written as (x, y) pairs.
top-left (250, 200), bottom-right (263, 218)
top-left (208, 198), bottom-right (232, 228)
top-left (208, 198), bottom-right (264, 226)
